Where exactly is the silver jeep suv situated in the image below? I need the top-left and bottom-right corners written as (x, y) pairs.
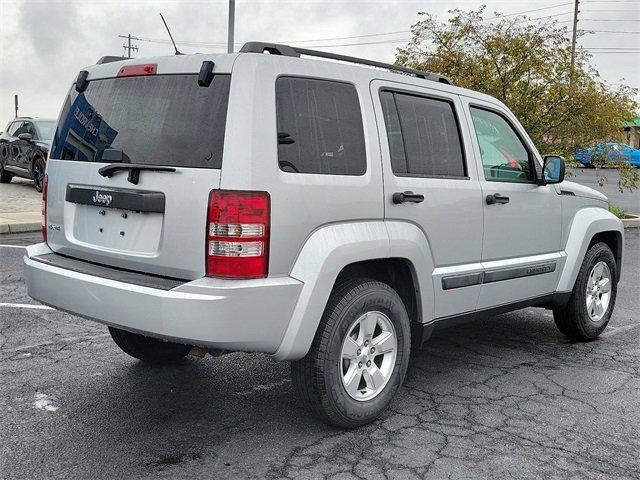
top-left (24, 42), bottom-right (624, 427)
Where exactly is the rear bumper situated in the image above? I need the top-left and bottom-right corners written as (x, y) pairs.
top-left (24, 243), bottom-right (303, 353)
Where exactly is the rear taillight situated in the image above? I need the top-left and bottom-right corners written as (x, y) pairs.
top-left (206, 190), bottom-right (270, 279)
top-left (41, 174), bottom-right (48, 243)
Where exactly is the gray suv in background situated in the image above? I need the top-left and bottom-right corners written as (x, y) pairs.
top-left (24, 43), bottom-right (623, 427)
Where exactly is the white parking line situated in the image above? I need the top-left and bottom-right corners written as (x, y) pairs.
top-left (0, 303), bottom-right (53, 310)
top-left (0, 244), bottom-right (28, 249)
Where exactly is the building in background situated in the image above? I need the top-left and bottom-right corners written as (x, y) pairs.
top-left (623, 117), bottom-right (640, 149)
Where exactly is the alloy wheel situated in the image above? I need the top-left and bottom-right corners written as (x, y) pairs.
top-left (339, 311), bottom-right (397, 401)
top-left (585, 261), bottom-right (612, 323)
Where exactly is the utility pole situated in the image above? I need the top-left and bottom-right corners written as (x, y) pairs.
top-left (14, 95), bottom-right (18, 118)
top-left (227, 0), bottom-right (235, 53)
top-left (118, 34), bottom-right (139, 58)
top-left (570, 0), bottom-right (580, 77)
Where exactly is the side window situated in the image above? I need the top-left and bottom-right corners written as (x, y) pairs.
top-left (24, 122), bottom-right (37, 138)
top-left (470, 107), bottom-right (533, 183)
top-left (13, 122), bottom-right (30, 136)
top-left (380, 90), bottom-right (466, 178)
top-left (8, 122), bottom-right (23, 136)
top-left (275, 77), bottom-right (366, 175)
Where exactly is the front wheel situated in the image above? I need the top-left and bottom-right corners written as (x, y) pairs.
top-left (291, 278), bottom-right (411, 428)
top-left (0, 151), bottom-right (12, 183)
top-left (108, 327), bottom-right (192, 364)
top-left (32, 156), bottom-right (46, 192)
top-left (553, 242), bottom-right (618, 340)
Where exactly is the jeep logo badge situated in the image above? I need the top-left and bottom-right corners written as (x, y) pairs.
top-left (92, 191), bottom-right (113, 206)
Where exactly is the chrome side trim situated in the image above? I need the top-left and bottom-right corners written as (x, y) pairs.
top-left (439, 253), bottom-right (563, 291)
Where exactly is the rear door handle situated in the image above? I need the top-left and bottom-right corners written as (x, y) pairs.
top-left (486, 193), bottom-right (510, 205)
top-left (393, 191), bottom-right (425, 204)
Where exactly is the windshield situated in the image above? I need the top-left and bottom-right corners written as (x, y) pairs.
top-left (35, 120), bottom-right (56, 141)
top-left (51, 74), bottom-right (231, 169)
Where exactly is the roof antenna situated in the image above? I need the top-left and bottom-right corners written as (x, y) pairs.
top-left (159, 13), bottom-right (183, 55)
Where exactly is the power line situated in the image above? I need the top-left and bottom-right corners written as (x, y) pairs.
top-left (262, 30), bottom-right (410, 43)
top-left (580, 18), bottom-right (640, 20)
top-left (484, 2), bottom-right (573, 20)
top-left (124, 1), bottom-right (640, 52)
top-left (129, 4), bottom-right (626, 49)
top-left (582, 29), bottom-right (640, 33)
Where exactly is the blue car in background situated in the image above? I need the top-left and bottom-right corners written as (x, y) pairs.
top-left (575, 142), bottom-right (640, 167)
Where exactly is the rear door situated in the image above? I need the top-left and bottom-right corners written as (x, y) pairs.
top-left (371, 80), bottom-right (484, 319)
top-left (46, 69), bottom-right (232, 280)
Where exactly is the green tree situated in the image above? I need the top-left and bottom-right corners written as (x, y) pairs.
top-left (396, 8), bottom-right (638, 192)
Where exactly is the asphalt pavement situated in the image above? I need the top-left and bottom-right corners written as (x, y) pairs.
top-left (1, 231), bottom-right (639, 479)
top-left (568, 167), bottom-right (640, 214)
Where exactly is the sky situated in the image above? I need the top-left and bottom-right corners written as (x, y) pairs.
top-left (0, 0), bottom-right (638, 126)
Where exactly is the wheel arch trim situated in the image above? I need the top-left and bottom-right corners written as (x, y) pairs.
top-left (556, 207), bottom-right (624, 292)
top-left (272, 220), bottom-right (435, 361)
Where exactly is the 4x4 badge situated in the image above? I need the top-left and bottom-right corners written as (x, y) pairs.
top-left (92, 191), bottom-right (113, 206)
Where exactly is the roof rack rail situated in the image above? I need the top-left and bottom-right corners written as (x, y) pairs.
top-left (239, 42), bottom-right (451, 85)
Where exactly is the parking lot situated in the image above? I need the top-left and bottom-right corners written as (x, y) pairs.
top-left (568, 168), bottom-right (640, 214)
top-left (1, 230), bottom-right (638, 479)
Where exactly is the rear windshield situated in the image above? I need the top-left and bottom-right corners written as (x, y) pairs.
top-left (51, 74), bottom-right (231, 169)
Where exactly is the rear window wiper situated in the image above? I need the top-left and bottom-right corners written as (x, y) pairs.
top-left (98, 163), bottom-right (177, 185)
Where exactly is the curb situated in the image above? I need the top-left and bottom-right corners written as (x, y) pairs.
top-left (0, 212), bottom-right (41, 234)
top-left (0, 221), bottom-right (41, 234)
top-left (622, 215), bottom-right (640, 229)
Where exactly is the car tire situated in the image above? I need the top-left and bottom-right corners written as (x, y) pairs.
top-left (553, 242), bottom-right (617, 340)
top-left (108, 327), bottom-right (192, 364)
top-left (291, 278), bottom-right (411, 428)
top-left (32, 156), bottom-right (46, 193)
top-left (0, 149), bottom-right (12, 184)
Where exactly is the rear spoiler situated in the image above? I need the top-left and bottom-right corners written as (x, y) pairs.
top-left (96, 56), bottom-right (128, 65)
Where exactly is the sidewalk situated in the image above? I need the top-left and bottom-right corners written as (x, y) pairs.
top-left (0, 179), bottom-right (42, 234)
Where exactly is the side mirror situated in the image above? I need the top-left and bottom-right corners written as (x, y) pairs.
top-left (542, 155), bottom-right (565, 184)
top-left (18, 133), bottom-right (33, 142)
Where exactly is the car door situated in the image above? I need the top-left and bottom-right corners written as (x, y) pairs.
top-left (5, 121), bottom-right (23, 169)
top-left (10, 121), bottom-right (34, 171)
top-left (16, 121), bottom-right (37, 170)
top-left (461, 97), bottom-right (563, 309)
top-left (372, 80), bottom-right (484, 320)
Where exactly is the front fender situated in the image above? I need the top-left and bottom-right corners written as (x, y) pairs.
top-left (556, 207), bottom-right (623, 292)
top-left (272, 221), bottom-right (435, 361)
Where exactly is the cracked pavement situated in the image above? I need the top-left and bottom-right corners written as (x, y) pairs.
top-left (1, 231), bottom-right (639, 479)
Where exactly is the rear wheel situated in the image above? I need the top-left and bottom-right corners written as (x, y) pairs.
top-left (291, 278), bottom-right (411, 428)
top-left (553, 242), bottom-right (617, 340)
top-left (32, 156), bottom-right (46, 192)
top-left (108, 327), bottom-right (192, 364)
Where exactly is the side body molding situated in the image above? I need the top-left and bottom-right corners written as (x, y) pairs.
top-left (556, 207), bottom-right (624, 292)
top-left (273, 221), bottom-right (435, 361)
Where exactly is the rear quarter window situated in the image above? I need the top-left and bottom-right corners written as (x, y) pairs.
top-left (275, 77), bottom-right (366, 175)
